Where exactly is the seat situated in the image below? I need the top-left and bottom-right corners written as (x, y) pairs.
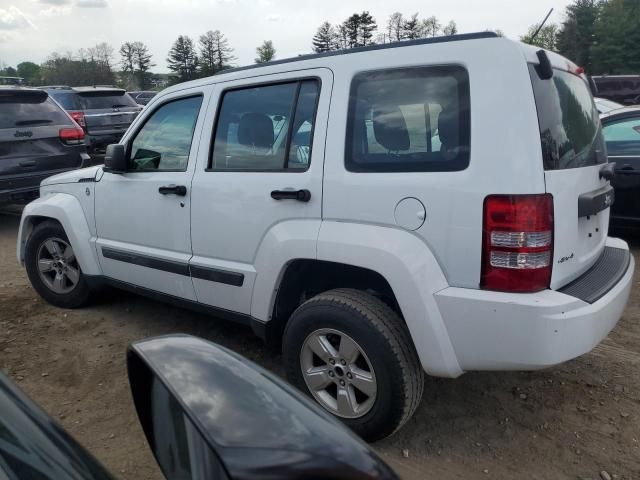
top-left (372, 106), bottom-right (410, 152)
top-left (238, 112), bottom-right (274, 149)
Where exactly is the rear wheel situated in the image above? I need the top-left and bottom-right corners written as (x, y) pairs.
top-left (283, 288), bottom-right (424, 441)
top-left (25, 221), bottom-right (91, 308)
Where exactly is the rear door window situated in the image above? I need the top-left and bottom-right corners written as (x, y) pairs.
top-left (529, 67), bottom-right (606, 170)
top-left (79, 92), bottom-right (138, 109)
top-left (0, 94), bottom-right (71, 129)
top-left (345, 66), bottom-right (471, 172)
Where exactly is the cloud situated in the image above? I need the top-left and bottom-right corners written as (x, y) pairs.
top-left (76, 0), bottom-right (108, 7)
top-left (38, 0), bottom-right (71, 5)
top-left (0, 6), bottom-right (35, 30)
top-left (40, 5), bottom-right (72, 16)
top-left (266, 13), bottom-right (281, 22)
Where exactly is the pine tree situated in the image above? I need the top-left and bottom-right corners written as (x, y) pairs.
top-left (132, 42), bottom-right (154, 89)
top-left (312, 21), bottom-right (337, 52)
top-left (556, 0), bottom-right (600, 72)
top-left (167, 35), bottom-right (199, 83)
top-left (199, 30), bottom-right (235, 76)
top-left (358, 11), bottom-right (377, 46)
top-left (119, 42), bottom-right (135, 74)
top-left (402, 13), bottom-right (421, 40)
top-left (255, 40), bottom-right (276, 63)
top-left (342, 14), bottom-right (361, 48)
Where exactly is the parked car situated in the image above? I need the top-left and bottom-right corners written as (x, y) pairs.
top-left (600, 106), bottom-right (640, 230)
top-left (592, 75), bottom-right (640, 105)
top-left (0, 87), bottom-right (90, 206)
top-left (41, 86), bottom-right (141, 152)
top-left (595, 96), bottom-right (624, 114)
top-left (0, 334), bottom-right (397, 480)
top-left (17, 32), bottom-right (634, 441)
top-left (128, 90), bottom-right (157, 105)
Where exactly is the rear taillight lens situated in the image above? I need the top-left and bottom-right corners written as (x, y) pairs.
top-left (59, 127), bottom-right (85, 145)
top-left (68, 111), bottom-right (86, 129)
top-left (481, 194), bottom-right (553, 293)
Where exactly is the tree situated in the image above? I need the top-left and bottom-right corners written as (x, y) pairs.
top-left (341, 14), bottom-right (361, 48)
top-left (521, 23), bottom-right (558, 50)
top-left (312, 21), bottom-right (337, 52)
top-left (358, 11), bottom-right (377, 46)
top-left (442, 20), bottom-right (458, 36)
top-left (255, 40), bottom-right (276, 63)
top-left (592, 0), bottom-right (640, 74)
top-left (387, 12), bottom-right (404, 42)
top-left (88, 42), bottom-right (114, 69)
top-left (17, 62), bottom-right (41, 85)
top-left (197, 30), bottom-right (235, 75)
top-left (421, 16), bottom-right (441, 38)
top-left (402, 13), bottom-right (421, 40)
top-left (119, 42), bottom-right (136, 74)
top-left (167, 35), bottom-right (199, 83)
top-left (133, 42), bottom-right (154, 88)
top-left (556, 0), bottom-right (601, 73)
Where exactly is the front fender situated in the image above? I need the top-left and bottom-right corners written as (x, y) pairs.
top-left (316, 221), bottom-right (463, 378)
top-left (17, 194), bottom-right (101, 276)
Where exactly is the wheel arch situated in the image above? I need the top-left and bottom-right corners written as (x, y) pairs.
top-left (18, 194), bottom-right (101, 276)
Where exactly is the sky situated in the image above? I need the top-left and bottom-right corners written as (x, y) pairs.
top-left (0, 0), bottom-right (573, 73)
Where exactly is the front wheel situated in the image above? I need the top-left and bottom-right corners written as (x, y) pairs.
top-left (283, 289), bottom-right (424, 441)
top-left (25, 221), bottom-right (91, 309)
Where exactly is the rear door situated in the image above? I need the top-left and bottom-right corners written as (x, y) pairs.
top-left (603, 114), bottom-right (640, 221)
top-left (78, 90), bottom-right (140, 136)
top-left (0, 91), bottom-right (82, 189)
top-left (529, 65), bottom-right (611, 288)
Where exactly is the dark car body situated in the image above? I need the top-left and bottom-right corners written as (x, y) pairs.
top-left (43, 86), bottom-right (141, 152)
top-left (0, 87), bottom-right (90, 205)
top-left (0, 335), bottom-right (397, 480)
top-left (128, 90), bottom-right (157, 105)
top-left (601, 106), bottom-right (640, 230)
top-left (592, 75), bottom-right (640, 106)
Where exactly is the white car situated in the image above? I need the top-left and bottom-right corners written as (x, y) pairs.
top-left (17, 32), bottom-right (634, 441)
top-left (595, 97), bottom-right (624, 114)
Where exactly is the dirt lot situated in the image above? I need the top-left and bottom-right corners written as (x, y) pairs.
top-left (1, 207), bottom-right (639, 480)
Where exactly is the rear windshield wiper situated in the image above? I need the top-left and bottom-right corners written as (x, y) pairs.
top-left (15, 119), bottom-right (53, 126)
top-left (112, 104), bottom-right (130, 108)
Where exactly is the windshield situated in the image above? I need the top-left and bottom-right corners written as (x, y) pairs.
top-left (529, 66), bottom-right (606, 170)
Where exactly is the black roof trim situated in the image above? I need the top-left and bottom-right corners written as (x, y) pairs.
top-left (219, 31), bottom-right (499, 76)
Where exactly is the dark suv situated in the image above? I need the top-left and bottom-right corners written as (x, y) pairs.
top-left (128, 90), bottom-right (157, 105)
top-left (0, 87), bottom-right (90, 206)
top-left (42, 86), bottom-right (141, 152)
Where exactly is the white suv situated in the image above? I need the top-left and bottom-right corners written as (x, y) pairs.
top-left (17, 32), bottom-right (634, 441)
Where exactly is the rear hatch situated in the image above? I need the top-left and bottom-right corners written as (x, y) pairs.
top-left (0, 90), bottom-right (83, 191)
top-left (528, 60), bottom-right (611, 289)
top-left (77, 90), bottom-right (140, 135)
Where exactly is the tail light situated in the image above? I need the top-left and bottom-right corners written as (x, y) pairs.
top-left (481, 194), bottom-right (553, 293)
top-left (59, 127), bottom-right (85, 145)
top-left (68, 111), bottom-right (86, 129)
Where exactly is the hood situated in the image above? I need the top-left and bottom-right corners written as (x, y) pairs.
top-left (41, 165), bottom-right (102, 187)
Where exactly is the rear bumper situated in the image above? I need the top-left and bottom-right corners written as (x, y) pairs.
top-left (435, 237), bottom-right (634, 371)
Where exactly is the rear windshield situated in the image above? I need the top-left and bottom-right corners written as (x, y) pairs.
top-left (0, 95), bottom-right (71, 129)
top-left (48, 91), bottom-right (82, 110)
top-left (529, 66), bottom-right (606, 170)
top-left (78, 92), bottom-right (138, 109)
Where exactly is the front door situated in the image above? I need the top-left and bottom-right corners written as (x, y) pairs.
top-left (189, 69), bottom-right (332, 315)
top-left (95, 90), bottom-right (207, 300)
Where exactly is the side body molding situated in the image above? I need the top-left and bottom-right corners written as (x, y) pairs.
top-left (316, 221), bottom-right (463, 378)
top-left (17, 193), bottom-right (102, 276)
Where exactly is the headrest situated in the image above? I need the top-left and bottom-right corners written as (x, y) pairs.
top-left (373, 106), bottom-right (410, 151)
top-left (238, 113), bottom-right (274, 149)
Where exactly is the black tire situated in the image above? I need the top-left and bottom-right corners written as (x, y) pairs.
top-left (24, 220), bottom-right (91, 309)
top-left (283, 288), bottom-right (424, 441)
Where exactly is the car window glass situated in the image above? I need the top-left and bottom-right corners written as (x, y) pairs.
top-left (210, 79), bottom-right (319, 171)
top-left (48, 91), bottom-right (81, 110)
top-left (79, 92), bottom-right (138, 109)
top-left (128, 95), bottom-right (203, 171)
top-left (0, 96), bottom-right (70, 129)
top-left (603, 117), bottom-right (640, 156)
top-left (346, 66), bottom-right (470, 172)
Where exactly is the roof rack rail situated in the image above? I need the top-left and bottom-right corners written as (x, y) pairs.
top-left (219, 31), bottom-right (499, 76)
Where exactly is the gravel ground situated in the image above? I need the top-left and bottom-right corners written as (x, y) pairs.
top-left (1, 206), bottom-right (639, 480)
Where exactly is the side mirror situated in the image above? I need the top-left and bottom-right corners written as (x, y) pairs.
top-left (104, 144), bottom-right (127, 173)
top-left (127, 335), bottom-right (398, 480)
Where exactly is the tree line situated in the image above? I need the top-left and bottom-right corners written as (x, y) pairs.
top-left (522, 0), bottom-right (640, 75)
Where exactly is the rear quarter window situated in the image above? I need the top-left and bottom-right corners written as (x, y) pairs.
top-left (529, 66), bottom-right (606, 170)
top-left (345, 66), bottom-right (471, 172)
top-left (48, 91), bottom-right (81, 110)
top-left (0, 95), bottom-right (71, 129)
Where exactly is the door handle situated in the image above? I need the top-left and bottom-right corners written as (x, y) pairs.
top-left (617, 164), bottom-right (636, 175)
top-left (19, 160), bottom-right (36, 168)
top-left (270, 189), bottom-right (311, 202)
top-left (158, 184), bottom-right (187, 196)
